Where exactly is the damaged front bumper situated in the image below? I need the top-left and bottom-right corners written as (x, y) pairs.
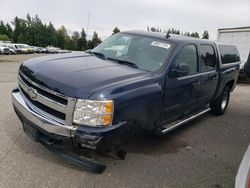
top-left (11, 87), bottom-right (126, 173)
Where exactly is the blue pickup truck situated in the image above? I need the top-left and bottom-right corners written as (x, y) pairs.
top-left (11, 31), bottom-right (240, 172)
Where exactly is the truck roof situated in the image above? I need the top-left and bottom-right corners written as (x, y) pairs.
top-left (123, 30), bottom-right (215, 44)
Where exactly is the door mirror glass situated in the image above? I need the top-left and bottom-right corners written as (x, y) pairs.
top-left (170, 63), bottom-right (190, 77)
top-left (169, 44), bottom-right (198, 78)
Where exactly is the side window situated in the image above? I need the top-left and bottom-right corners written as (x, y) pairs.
top-left (200, 45), bottom-right (216, 71)
top-left (219, 45), bottom-right (240, 64)
top-left (174, 44), bottom-right (198, 76)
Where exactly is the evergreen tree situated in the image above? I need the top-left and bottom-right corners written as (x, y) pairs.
top-left (46, 22), bottom-right (58, 47)
top-left (150, 27), bottom-right (157, 32)
top-left (202, 30), bottom-right (209, 39)
top-left (191, 32), bottom-right (200, 38)
top-left (70, 31), bottom-right (80, 50)
top-left (112, 27), bottom-right (120, 35)
top-left (78, 28), bottom-right (87, 50)
top-left (5, 23), bottom-right (13, 39)
top-left (0, 21), bottom-right (7, 35)
top-left (12, 17), bottom-right (28, 43)
top-left (88, 31), bottom-right (101, 49)
top-left (56, 26), bottom-right (69, 49)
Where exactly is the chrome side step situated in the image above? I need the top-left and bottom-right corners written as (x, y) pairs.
top-left (161, 107), bottom-right (211, 134)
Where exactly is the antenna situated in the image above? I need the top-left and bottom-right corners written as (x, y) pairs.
top-left (86, 10), bottom-right (90, 39)
top-left (165, 31), bottom-right (171, 39)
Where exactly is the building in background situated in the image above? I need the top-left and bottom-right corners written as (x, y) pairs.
top-left (217, 27), bottom-right (250, 67)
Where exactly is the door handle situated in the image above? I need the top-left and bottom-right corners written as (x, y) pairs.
top-left (211, 75), bottom-right (218, 80)
top-left (192, 81), bottom-right (201, 87)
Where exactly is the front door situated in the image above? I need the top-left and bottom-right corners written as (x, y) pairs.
top-left (163, 44), bottom-right (201, 123)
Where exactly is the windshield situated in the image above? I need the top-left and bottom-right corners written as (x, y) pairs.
top-left (92, 33), bottom-right (172, 72)
top-left (6, 45), bottom-right (14, 49)
top-left (18, 44), bottom-right (29, 48)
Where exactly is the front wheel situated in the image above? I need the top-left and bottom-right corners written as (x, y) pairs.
top-left (210, 86), bottom-right (230, 115)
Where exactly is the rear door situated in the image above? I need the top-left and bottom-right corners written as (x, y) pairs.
top-left (164, 43), bottom-right (201, 122)
top-left (197, 44), bottom-right (219, 106)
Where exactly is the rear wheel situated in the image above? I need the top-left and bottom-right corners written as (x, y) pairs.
top-left (210, 86), bottom-right (230, 115)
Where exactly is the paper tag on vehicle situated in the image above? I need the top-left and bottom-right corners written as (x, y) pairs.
top-left (151, 41), bottom-right (171, 49)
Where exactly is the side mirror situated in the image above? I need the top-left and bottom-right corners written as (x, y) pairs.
top-left (170, 63), bottom-right (190, 77)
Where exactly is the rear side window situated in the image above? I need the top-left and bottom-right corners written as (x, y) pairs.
top-left (174, 44), bottom-right (198, 75)
top-left (219, 45), bottom-right (240, 64)
top-left (200, 45), bottom-right (216, 71)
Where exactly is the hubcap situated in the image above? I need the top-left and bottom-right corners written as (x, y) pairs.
top-left (221, 92), bottom-right (228, 110)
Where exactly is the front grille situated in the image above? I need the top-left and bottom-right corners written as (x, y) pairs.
top-left (4, 48), bottom-right (9, 53)
top-left (20, 87), bottom-right (66, 120)
top-left (19, 73), bottom-right (68, 105)
top-left (18, 72), bottom-right (76, 124)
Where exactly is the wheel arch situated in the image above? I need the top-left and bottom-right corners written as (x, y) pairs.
top-left (225, 79), bottom-right (236, 92)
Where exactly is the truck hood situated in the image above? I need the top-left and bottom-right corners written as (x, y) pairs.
top-left (20, 52), bottom-right (150, 98)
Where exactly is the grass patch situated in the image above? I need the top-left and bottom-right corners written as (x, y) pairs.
top-left (0, 59), bottom-right (15, 63)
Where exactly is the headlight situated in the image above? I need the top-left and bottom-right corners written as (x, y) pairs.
top-left (73, 99), bottom-right (114, 127)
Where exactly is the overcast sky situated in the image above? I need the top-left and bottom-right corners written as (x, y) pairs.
top-left (0, 0), bottom-right (249, 40)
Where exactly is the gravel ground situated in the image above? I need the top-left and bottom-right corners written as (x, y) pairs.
top-left (0, 54), bottom-right (249, 188)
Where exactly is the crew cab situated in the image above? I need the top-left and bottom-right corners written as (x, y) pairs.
top-left (11, 31), bottom-right (240, 172)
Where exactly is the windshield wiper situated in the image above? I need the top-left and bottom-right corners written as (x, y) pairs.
top-left (89, 52), bottom-right (138, 69)
top-left (107, 57), bottom-right (138, 69)
top-left (90, 51), bottom-right (106, 59)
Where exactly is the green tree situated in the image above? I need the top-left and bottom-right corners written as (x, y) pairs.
top-left (165, 28), bottom-right (181, 35)
top-left (112, 27), bottom-right (120, 35)
top-left (78, 28), bottom-right (87, 50)
top-left (0, 34), bottom-right (9, 41)
top-left (88, 31), bottom-right (101, 49)
top-left (149, 27), bottom-right (161, 32)
top-left (70, 31), bottom-right (80, 50)
top-left (191, 32), bottom-right (200, 38)
top-left (44, 22), bottom-right (57, 46)
top-left (184, 32), bottom-right (191, 36)
top-left (5, 23), bottom-right (13, 39)
top-left (0, 21), bottom-right (7, 35)
top-left (12, 17), bottom-right (28, 43)
top-left (17, 33), bottom-right (26, 43)
top-left (202, 30), bottom-right (209, 39)
top-left (56, 26), bottom-right (70, 49)
top-left (30, 15), bottom-right (47, 46)
top-left (150, 27), bottom-right (157, 32)
top-left (26, 13), bottom-right (31, 23)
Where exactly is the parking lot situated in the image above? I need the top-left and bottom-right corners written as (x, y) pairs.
top-left (0, 54), bottom-right (250, 188)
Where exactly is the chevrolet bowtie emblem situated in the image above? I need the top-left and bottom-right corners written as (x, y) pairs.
top-left (27, 87), bottom-right (37, 101)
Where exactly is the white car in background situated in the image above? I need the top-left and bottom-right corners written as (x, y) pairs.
top-left (4, 43), bottom-right (17, 54)
top-left (46, 46), bottom-right (59, 54)
top-left (0, 44), bottom-right (10, 55)
top-left (14, 44), bottom-right (33, 54)
top-left (235, 144), bottom-right (250, 188)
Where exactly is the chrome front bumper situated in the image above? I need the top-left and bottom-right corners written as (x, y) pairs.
top-left (12, 89), bottom-right (76, 137)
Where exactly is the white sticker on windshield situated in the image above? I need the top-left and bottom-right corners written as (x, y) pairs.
top-left (151, 41), bottom-right (171, 49)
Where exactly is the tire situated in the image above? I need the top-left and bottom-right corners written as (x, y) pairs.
top-left (210, 86), bottom-right (230, 115)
